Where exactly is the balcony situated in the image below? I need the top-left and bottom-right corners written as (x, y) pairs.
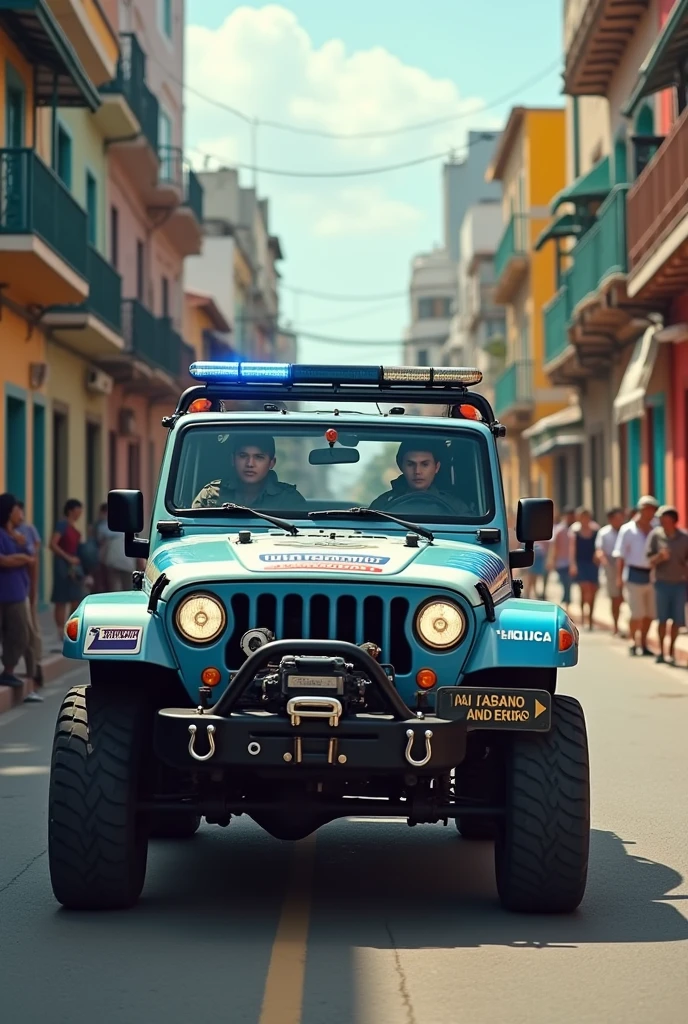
top-left (494, 360), bottom-right (534, 424)
top-left (626, 106), bottom-right (688, 302)
top-left (163, 168), bottom-right (204, 256)
top-left (0, 148), bottom-right (88, 306)
top-left (493, 214), bottom-right (529, 303)
top-left (47, 0), bottom-right (119, 86)
top-left (542, 285), bottom-right (589, 385)
top-left (100, 34), bottom-right (159, 180)
top-left (43, 245), bottom-right (125, 357)
top-left (564, 0), bottom-right (650, 97)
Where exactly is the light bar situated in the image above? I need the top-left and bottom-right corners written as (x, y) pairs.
top-left (187, 362), bottom-right (483, 387)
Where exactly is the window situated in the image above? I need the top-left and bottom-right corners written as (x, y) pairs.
top-left (417, 349), bottom-right (428, 366)
top-left (86, 172), bottom-right (97, 246)
top-left (161, 275), bottom-right (169, 316)
top-left (136, 240), bottom-right (144, 301)
top-left (158, 107), bottom-right (174, 180)
top-left (159, 0), bottom-right (173, 39)
top-left (127, 441), bottom-right (140, 490)
top-left (5, 61), bottom-right (25, 147)
top-left (417, 297), bottom-right (452, 320)
top-left (56, 125), bottom-right (72, 189)
top-left (417, 298), bottom-right (434, 319)
top-left (110, 205), bottom-right (119, 268)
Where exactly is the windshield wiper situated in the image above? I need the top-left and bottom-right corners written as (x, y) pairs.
top-left (220, 503), bottom-right (300, 536)
top-left (308, 507), bottom-right (434, 542)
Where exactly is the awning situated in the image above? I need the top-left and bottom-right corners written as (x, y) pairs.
top-left (623, 0), bottom-right (688, 117)
top-left (534, 213), bottom-right (584, 252)
top-left (613, 325), bottom-right (660, 425)
top-left (522, 403), bottom-right (583, 458)
top-left (0, 0), bottom-right (100, 110)
top-left (550, 157), bottom-right (611, 215)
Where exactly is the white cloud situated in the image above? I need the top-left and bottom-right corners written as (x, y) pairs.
top-left (289, 186), bottom-right (423, 238)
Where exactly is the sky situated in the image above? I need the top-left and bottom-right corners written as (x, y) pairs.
top-left (185, 1), bottom-right (564, 364)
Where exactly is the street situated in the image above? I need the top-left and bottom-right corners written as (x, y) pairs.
top-left (1, 634), bottom-right (687, 1024)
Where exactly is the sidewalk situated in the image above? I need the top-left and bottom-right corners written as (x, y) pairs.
top-left (0, 605), bottom-right (72, 715)
top-left (543, 573), bottom-right (688, 666)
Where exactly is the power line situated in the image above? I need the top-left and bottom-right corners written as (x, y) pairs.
top-left (282, 284), bottom-right (407, 302)
top-left (180, 58), bottom-right (561, 140)
top-left (286, 327), bottom-right (406, 346)
top-left (297, 298), bottom-right (406, 328)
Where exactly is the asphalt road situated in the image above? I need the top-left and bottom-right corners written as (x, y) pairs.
top-left (1, 635), bottom-right (687, 1024)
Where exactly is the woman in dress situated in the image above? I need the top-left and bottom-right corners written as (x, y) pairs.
top-left (50, 499), bottom-right (85, 649)
top-left (569, 507), bottom-right (600, 630)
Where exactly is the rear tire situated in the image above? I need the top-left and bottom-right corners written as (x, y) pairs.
top-left (48, 685), bottom-right (149, 910)
top-left (148, 812), bottom-right (201, 839)
top-left (495, 694), bottom-right (590, 913)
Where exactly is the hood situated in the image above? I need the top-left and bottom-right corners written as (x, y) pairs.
top-left (146, 530), bottom-right (511, 608)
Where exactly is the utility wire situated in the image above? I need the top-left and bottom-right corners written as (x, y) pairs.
top-left (282, 284), bottom-right (407, 302)
top-left (297, 298), bottom-right (406, 328)
top-left (179, 58), bottom-right (560, 139)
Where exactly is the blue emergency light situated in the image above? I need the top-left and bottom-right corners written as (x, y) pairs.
top-left (188, 362), bottom-right (483, 387)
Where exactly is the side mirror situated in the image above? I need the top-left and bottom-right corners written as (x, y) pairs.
top-left (108, 490), bottom-right (149, 559)
top-left (516, 497), bottom-right (554, 543)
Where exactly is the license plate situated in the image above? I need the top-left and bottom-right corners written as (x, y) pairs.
top-left (286, 675), bottom-right (343, 691)
top-left (435, 687), bottom-right (551, 731)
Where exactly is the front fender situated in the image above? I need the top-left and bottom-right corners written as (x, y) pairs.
top-left (464, 598), bottom-right (578, 672)
top-left (62, 592), bottom-right (176, 669)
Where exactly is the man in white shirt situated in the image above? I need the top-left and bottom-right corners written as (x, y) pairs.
top-left (595, 506), bottom-right (625, 635)
top-left (613, 495), bottom-right (659, 655)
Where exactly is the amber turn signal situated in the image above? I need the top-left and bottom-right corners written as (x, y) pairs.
top-left (189, 398), bottom-right (213, 413)
top-left (65, 618), bottom-right (79, 642)
top-left (416, 668), bottom-right (438, 690)
top-left (558, 628), bottom-right (574, 652)
top-left (201, 667), bottom-right (222, 686)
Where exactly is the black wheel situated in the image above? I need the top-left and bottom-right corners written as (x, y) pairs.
top-left (148, 812), bottom-right (201, 839)
top-left (495, 694), bottom-right (590, 913)
top-left (456, 816), bottom-right (496, 841)
top-left (48, 685), bottom-right (149, 910)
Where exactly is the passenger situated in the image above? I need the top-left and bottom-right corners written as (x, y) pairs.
top-left (192, 434), bottom-right (307, 510)
top-left (371, 440), bottom-right (468, 514)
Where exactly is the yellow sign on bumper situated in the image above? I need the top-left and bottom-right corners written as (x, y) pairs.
top-left (435, 687), bottom-right (552, 732)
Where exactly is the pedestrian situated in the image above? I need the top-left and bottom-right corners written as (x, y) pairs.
top-left (595, 506), bottom-right (626, 636)
top-left (0, 493), bottom-right (35, 693)
top-left (526, 539), bottom-right (548, 599)
top-left (547, 506), bottom-right (576, 611)
top-left (101, 528), bottom-right (136, 592)
top-left (569, 508), bottom-right (600, 630)
top-left (15, 501), bottom-right (43, 701)
top-left (49, 499), bottom-right (86, 651)
top-left (613, 495), bottom-right (659, 656)
top-left (646, 505), bottom-right (688, 665)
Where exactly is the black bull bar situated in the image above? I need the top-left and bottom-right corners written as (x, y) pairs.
top-left (154, 639), bottom-right (468, 773)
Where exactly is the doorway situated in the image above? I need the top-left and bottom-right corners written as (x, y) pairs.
top-left (32, 401), bottom-right (46, 601)
top-left (5, 393), bottom-right (26, 499)
top-left (85, 421), bottom-right (101, 528)
top-left (52, 408), bottom-right (68, 526)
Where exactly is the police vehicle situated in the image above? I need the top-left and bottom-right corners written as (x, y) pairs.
top-left (48, 361), bottom-right (589, 913)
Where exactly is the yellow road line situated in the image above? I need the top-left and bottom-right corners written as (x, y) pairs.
top-left (259, 833), bottom-right (317, 1024)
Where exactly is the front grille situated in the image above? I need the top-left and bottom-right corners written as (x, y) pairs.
top-left (226, 589), bottom-right (412, 674)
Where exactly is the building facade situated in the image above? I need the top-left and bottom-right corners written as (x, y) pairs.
top-left (535, 0), bottom-right (686, 520)
top-left (486, 107), bottom-right (570, 512)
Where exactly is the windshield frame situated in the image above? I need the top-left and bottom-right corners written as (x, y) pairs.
top-left (162, 414), bottom-right (497, 526)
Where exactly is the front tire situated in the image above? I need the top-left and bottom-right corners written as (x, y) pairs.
top-left (495, 695), bottom-right (590, 913)
top-left (48, 685), bottom-right (149, 910)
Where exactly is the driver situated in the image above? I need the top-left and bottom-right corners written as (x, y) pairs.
top-left (370, 439), bottom-right (468, 514)
top-left (192, 434), bottom-right (307, 510)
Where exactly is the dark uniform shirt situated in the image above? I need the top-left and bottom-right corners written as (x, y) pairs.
top-left (192, 470), bottom-right (307, 511)
top-left (370, 475), bottom-right (469, 515)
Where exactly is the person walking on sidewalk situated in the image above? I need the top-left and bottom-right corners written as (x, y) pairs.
top-left (49, 499), bottom-right (86, 651)
top-left (16, 502), bottom-right (43, 702)
top-left (569, 507), bottom-right (600, 631)
top-left (614, 495), bottom-right (659, 656)
top-left (646, 505), bottom-right (688, 665)
top-left (595, 506), bottom-right (625, 636)
top-left (0, 493), bottom-right (35, 692)
top-left (547, 506), bottom-right (575, 612)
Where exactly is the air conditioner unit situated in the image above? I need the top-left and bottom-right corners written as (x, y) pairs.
top-left (119, 408), bottom-right (136, 436)
top-left (86, 367), bottom-right (114, 395)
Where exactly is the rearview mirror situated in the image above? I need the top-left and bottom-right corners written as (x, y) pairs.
top-left (516, 497), bottom-right (554, 544)
top-left (309, 447), bottom-right (360, 465)
top-left (108, 490), bottom-right (149, 558)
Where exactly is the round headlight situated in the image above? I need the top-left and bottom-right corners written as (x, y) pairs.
top-left (416, 600), bottom-right (465, 649)
top-left (176, 593), bottom-right (226, 644)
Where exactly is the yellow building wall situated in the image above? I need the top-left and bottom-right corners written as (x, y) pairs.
top-left (0, 312), bottom-right (48, 512)
top-left (182, 300), bottom-right (215, 361)
top-left (0, 31), bottom-right (36, 146)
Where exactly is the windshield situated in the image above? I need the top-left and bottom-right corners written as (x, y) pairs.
top-left (168, 422), bottom-right (494, 522)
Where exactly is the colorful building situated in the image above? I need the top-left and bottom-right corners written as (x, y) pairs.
top-left (536, 0), bottom-right (684, 520)
top-left (485, 107), bottom-right (569, 513)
